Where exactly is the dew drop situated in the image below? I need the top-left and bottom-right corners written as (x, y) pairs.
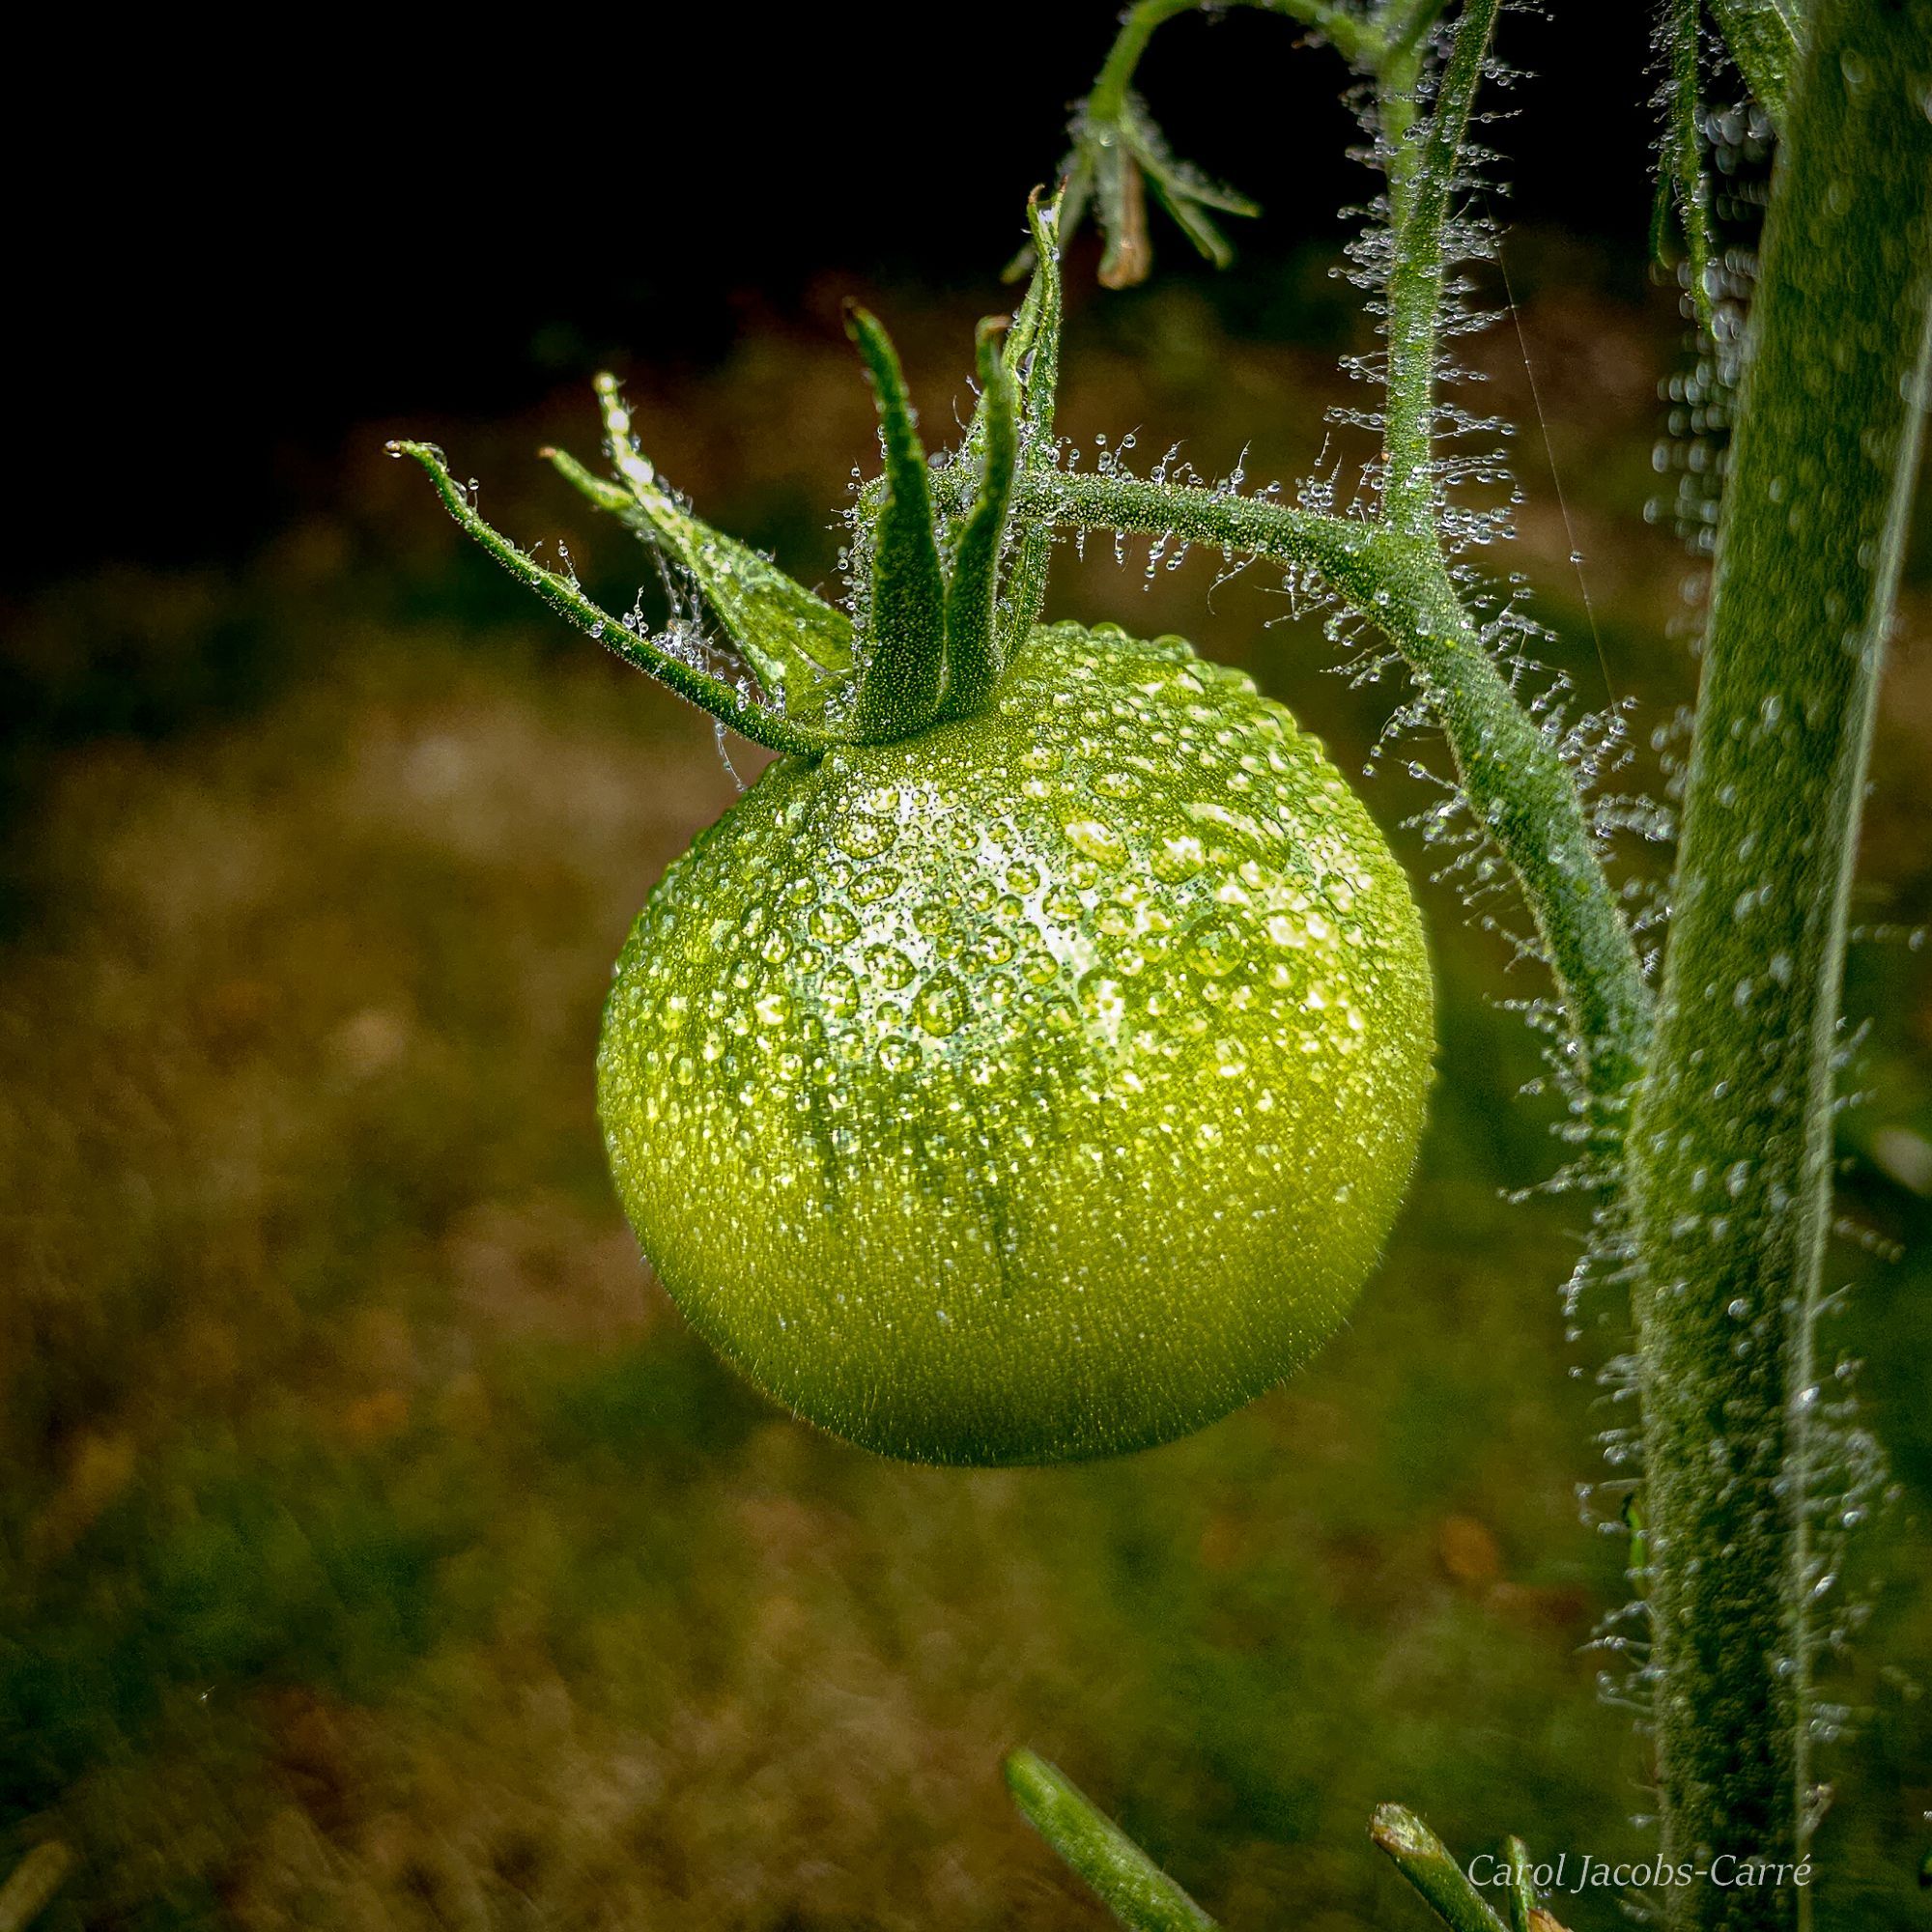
top-left (810, 901), bottom-right (858, 944)
top-left (838, 814), bottom-right (898, 860)
top-left (1151, 833), bottom-right (1208, 883)
top-left (1064, 817), bottom-right (1127, 869)
top-left (866, 945), bottom-right (916, 990)
top-left (914, 972), bottom-right (967, 1037)
top-left (1186, 918), bottom-right (1248, 980)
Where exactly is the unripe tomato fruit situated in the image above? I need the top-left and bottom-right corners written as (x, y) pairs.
top-left (598, 622), bottom-right (1434, 1464)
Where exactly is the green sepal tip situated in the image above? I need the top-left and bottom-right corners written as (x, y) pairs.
top-left (1000, 191), bottom-right (1065, 654)
top-left (846, 305), bottom-right (950, 743)
top-left (555, 376), bottom-right (854, 714)
top-left (935, 319), bottom-right (1019, 722)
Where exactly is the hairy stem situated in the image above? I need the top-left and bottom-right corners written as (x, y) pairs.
top-left (1627, 2), bottom-right (1932, 1924)
top-left (1005, 1751), bottom-right (1217, 1931)
top-left (1379, 0), bottom-right (1500, 533)
top-left (1666, 0), bottom-right (1719, 343)
top-left (1705, 0), bottom-right (1802, 128)
top-left (1088, 0), bottom-right (1209, 121)
top-left (1088, 0), bottom-right (1392, 126)
top-left (1375, 0), bottom-right (1450, 218)
top-left (1022, 467), bottom-right (1653, 1104)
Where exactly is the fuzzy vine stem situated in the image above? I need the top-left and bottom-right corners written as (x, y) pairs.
top-left (1376, 0), bottom-right (1451, 214)
top-left (1005, 1751), bottom-right (1218, 1931)
top-left (1626, 1), bottom-right (1932, 1924)
top-left (1664, 0), bottom-right (1719, 344)
top-left (995, 465), bottom-right (1653, 1106)
top-left (1705, 0), bottom-right (1802, 128)
top-left (1025, 0), bottom-right (1656, 1103)
top-left (1378, 0), bottom-right (1496, 533)
top-left (1089, 0), bottom-right (1383, 113)
top-left (1088, 0), bottom-right (1218, 117)
top-left (1087, 0), bottom-right (1433, 115)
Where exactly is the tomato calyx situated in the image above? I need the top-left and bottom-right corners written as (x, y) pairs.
top-left (391, 194), bottom-right (1066, 759)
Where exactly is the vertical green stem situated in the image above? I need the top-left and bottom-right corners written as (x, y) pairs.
top-left (1627, 3), bottom-right (1932, 1925)
top-left (1376, 0), bottom-right (1449, 222)
top-left (1378, 0), bottom-right (1499, 533)
top-left (1667, 0), bottom-right (1719, 343)
top-left (1705, 0), bottom-right (1802, 127)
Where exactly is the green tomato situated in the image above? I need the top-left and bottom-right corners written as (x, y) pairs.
top-left (598, 622), bottom-right (1434, 1464)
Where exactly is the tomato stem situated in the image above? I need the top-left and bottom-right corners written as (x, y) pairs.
top-left (1378, 0), bottom-right (1498, 538)
top-left (1625, 7), bottom-right (1932, 1919)
top-left (997, 463), bottom-right (1654, 1113)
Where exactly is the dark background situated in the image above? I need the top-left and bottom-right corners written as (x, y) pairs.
top-left (13, 4), bottom-right (1658, 592)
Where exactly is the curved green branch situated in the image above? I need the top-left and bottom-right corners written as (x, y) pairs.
top-left (1031, 4), bottom-right (1655, 1103)
top-left (1014, 466), bottom-right (1654, 1105)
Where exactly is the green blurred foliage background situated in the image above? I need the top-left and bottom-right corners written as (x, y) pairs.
top-left (4, 195), bottom-right (1930, 1931)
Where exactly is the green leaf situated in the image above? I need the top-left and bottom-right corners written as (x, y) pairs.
top-left (1005, 1749), bottom-right (1217, 1932)
top-left (1103, 92), bottom-right (1261, 285)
